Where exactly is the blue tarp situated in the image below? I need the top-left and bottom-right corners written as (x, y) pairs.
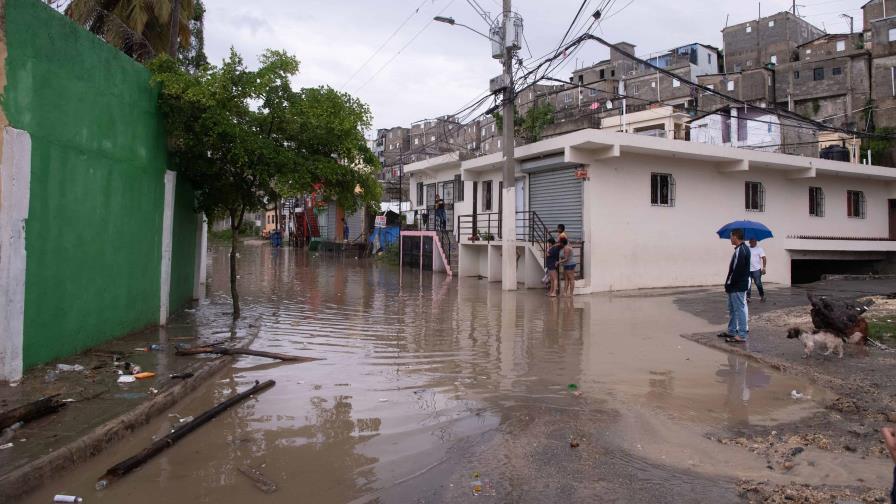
top-left (369, 225), bottom-right (400, 252)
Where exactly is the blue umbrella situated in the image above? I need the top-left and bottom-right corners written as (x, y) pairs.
top-left (717, 220), bottom-right (773, 241)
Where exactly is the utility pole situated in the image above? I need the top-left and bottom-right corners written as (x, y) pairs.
top-left (500, 0), bottom-right (518, 291)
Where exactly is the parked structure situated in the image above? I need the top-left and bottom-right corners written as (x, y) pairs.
top-left (0, 0), bottom-right (205, 381)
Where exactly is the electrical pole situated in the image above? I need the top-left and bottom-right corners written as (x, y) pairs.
top-left (501, 0), bottom-right (518, 291)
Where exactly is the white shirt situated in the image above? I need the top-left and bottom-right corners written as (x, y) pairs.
top-left (749, 245), bottom-right (766, 271)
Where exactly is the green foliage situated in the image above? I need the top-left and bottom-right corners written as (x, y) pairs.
top-left (519, 102), bottom-right (555, 142)
top-left (375, 243), bottom-right (400, 265)
top-left (862, 127), bottom-right (896, 167)
top-left (492, 101), bottom-right (556, 143)
top-left (178, 0), bottom-right (208, 73)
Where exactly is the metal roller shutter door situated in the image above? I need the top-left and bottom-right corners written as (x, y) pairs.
top-left (346, 209), bottom-right (365, 240)
top-left (529, 168), bottom-right (583, 240)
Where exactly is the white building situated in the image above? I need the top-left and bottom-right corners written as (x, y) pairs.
top-left (689, 105), bottom-right (782, 151)
top-left (405, 128), bottom-right (896, 292)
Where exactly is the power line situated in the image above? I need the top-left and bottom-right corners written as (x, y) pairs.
top-left (355, 0), bottom-right (458, 93)
top-left (340, 0), bottom-right (431, 90)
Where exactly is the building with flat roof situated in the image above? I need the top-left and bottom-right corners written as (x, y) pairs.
top-left (404, 129), bottom-right (896, 290)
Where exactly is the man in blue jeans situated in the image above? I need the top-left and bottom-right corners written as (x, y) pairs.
top-left (722, 228), bottom-right (751, 343)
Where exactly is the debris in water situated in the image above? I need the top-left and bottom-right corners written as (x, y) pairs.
top-left (178, 416), bottom-right (194, 423)
top-left (53, 495), bottom-right (83, 503)
top-left (97, 380), bottom-right (276, 490)
top-left (378, 398), bottom-right (389, 402)
top-left (790, 390), bottom-right (810, 400)
top-left (238, 465), bottom-right (278, 494)
top-left (148, 387), bottom-right (159, 395)
top-left (117, 375), bottom-right (136, 384)
top-left (471, 472), bottom-right (482, 495)
top-left (0, 442), bottom-right (12, 450)
top-left (169, 372), bottom-right (194, 380)
top-left (134, 372), bottom-right (156, 379)
top-left (567, 383), bottom-right (578, 391)
top-left (55, 364), bottom-right (85, 372)
top-left (570, 439), bottom-right (580, 448)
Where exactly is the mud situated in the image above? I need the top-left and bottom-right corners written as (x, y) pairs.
top-left (6, 245), bottom-right (896, 502)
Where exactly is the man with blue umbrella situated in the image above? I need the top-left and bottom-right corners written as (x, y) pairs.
top-left (722, 228), bottom-right (751, 343)
top-left (717, 221), bottom-right (773, 343)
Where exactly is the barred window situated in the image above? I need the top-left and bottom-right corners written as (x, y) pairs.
top-left (745, 181), bottom-right (765, 212)
top-left (416, 182), bottom-right (424, 206)
top-left (847, 190), bottom-right (866, 219)
top-left (650, 173), bottom-right (675, 207)
top-left (482, 181), bottom-right (493, 211)
top-left (809, 187), bottom-right (825, 217)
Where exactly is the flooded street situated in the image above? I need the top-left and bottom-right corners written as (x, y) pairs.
top-left (21, 243), bottom-right (884, 503)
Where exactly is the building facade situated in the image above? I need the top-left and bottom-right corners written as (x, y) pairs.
top-left (723, 11), bottom-right (825, 73)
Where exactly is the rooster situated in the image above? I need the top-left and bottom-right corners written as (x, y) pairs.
top-left (807, 293), bottom-right (871, 344)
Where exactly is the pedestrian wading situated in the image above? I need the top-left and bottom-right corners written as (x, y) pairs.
top-left (96, 379), bottom-right (276, 489)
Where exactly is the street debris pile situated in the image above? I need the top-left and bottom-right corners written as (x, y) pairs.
top-left (737, 479), bottom-right (889, 503)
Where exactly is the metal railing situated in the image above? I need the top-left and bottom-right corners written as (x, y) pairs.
top-left (458, 212), bottom-right (502, 242)
top-left (457, 210), bottom-right (585, 280)
top-left (413, 205), bottom-right (454, 232)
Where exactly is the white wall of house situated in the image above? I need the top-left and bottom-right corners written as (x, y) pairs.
top-left (586, 153), bottom-right (892, 292)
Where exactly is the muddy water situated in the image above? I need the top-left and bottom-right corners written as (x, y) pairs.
top-left (19, 243), bottom-right (879, 503)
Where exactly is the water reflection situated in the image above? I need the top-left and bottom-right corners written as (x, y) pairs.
top-left (716, 355), bottom-right (773, 426)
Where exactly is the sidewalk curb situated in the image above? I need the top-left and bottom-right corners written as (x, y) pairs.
top-left (681, 332), bottom-right (896, 412)
top-left (0, 321), bottom-right (259, 501)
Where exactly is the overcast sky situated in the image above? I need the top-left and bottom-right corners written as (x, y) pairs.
top-left (204, 0), bottom-right (865, 134)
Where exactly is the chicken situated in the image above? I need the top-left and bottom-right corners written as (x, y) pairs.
top-left (807, 293), bottom-right (872, 343)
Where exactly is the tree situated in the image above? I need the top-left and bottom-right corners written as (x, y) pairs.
top-left (178, 0), bottom-right (208, 73)
top-left (64, 0), bottom-right (195, 62)
top-left (149, 49), bottom-right (381, 319)
top-left (493, 101), bottom-right (556, 143)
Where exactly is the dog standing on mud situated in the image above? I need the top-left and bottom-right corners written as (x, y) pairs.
top-left (787, 327), bottom-right (845, 359)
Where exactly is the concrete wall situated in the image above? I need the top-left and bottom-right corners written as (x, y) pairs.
top-left (0, 0), bottom-right (199, 374)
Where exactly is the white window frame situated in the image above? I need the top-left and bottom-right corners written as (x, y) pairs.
top-left (727, 80), bottom-right (735, 91)
top-left (890, 28), bottom-right (896, 42)
top-left (672, 79), bottom-right (680, 88)
top-left (414, 138), bottom-right (419, 145)
top-left (746, 25), bottom-right (752, 33)
top-left (768, 20), bottom-right (775, 27)
top-left (770, 55), bottom-right (777, 65)
top-left (836, 40), bottom-right (846, 52)
top-left (589, 88), bottom-right (598, 96)
top-left (430, 135), bottom-right (436, 142)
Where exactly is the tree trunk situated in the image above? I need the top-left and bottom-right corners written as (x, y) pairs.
top-left (229, 208), bottom-right (244, 320)
top-left (167, 0), bottom-right (182, 58)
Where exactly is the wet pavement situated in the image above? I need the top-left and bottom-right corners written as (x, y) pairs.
top-left (15, 242), bottom-right (893, 503)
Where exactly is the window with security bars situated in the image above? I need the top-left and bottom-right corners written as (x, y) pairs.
top-left (650, 173), bottom-right (675, 206)
top-left (745, 181), bottom-right (765, 212)
top-left (847, 190), bottom-right (866, 219)
top-left (416, 182), bottom-right (424, 206)
top-left (809, 187), bottom-right (825, 217)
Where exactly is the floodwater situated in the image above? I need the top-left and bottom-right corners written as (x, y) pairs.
top-left (19, 243), bottom-right (888, 503)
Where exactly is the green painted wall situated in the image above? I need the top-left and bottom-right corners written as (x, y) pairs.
top-left (3, 0), bottom-right (197, 368)
top-left (169, 173), bottom-right (197, 311)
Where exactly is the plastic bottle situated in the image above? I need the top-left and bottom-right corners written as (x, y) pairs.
top-left (471, 472), bottom-right (482, 496)
top-left (95, 479), bottom-right (109, 490)
top-left (53, 495), bottom-right (83, 503)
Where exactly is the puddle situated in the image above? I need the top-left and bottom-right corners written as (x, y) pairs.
top-left (16, 244), bottom-right (870, 503)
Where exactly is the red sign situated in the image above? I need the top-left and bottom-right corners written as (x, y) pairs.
top-left (575, 167), bottom-right (589, 180)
